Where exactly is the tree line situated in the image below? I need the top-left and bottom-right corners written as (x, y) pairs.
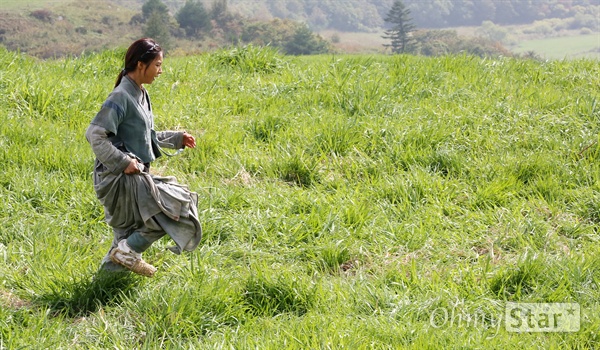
top-left (127, 0), bottom-right (595, 58)
top-left (225, 0), bottom-right (598, 31)
top-left (383, 0), bottom-right (515, 58)
top-left (136, 0), bottom-right (330, 55)
top-left (137, 0), bottom-right (521, 58)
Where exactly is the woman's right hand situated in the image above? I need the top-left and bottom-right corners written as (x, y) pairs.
top-left (124, 158), bottom-right (143, 174)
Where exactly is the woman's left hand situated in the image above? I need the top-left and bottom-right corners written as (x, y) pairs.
top-left (182, 132), bottom-right (196, 149)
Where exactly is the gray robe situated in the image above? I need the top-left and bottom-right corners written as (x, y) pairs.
top-left (86, 76), bottom-right (202, 269)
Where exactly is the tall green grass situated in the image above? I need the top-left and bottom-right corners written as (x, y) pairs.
top-left (1, 45), bottom-right (600, 348)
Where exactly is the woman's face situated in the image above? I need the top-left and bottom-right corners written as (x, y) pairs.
top-left (141, 51), bottom-right (163, 85)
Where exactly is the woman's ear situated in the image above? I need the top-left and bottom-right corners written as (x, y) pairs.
top-left (136, 60), bottom-right (146, 71)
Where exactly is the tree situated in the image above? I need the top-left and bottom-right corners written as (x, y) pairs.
top-left (142, 0), bottom-right (169, 22)
top-left (211, 0), bottom-right (228, 26)
top-left (382, 0), bottom-right (416, 54)
top-left (144, 10), bottom-right (171, 48)
top-left (176, 0), bottom-right (211, 37)
top-left (283, 24), bottom-right (329, 55)
top-left (211, 0), bottom-right (228, 18)
top-left (141, 0), bottom-right (172, 47)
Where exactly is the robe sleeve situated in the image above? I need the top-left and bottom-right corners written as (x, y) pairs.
top-left (156, 131), bottom-right (185, 149)
top-left (89, 93), bottom-right (126, 135)
top-left (85, 124), bottom-right (132, 175)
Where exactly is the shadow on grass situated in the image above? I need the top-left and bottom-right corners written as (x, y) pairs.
top-left (34, 270), bottom-right (139, 317)
top-left (242, 273), bottom-right (316, 317)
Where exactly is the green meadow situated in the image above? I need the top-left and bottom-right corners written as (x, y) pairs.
top-left (1, 46), bottom-right (600, 348)
top-left (513, 34), bottom-right (600, 60)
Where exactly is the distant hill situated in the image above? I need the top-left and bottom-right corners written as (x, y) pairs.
top-left (0, 0), bottom-right (139, 58)
top-left (86, 0), bottom-right (600, 32)
top-left (0, 0), bottom-right (597, 58)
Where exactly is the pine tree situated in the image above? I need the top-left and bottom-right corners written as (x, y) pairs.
top-left (382, 0), bottom-right (416, 54)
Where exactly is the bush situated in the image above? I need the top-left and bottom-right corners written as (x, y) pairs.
top-left (283, 24), bottom-right (330, 55)
top-left (241, 19), bottom-right (296, 47)
top-left (531, 22), bottom-right (554, 35)
top-left (412, 30), bottom-right (513, 57)
top-left (570, 13), bottom-right (598, 30)
top-left (129, 14), bottom-right (144, 25)
top-left (101, 16), bottom-right (114, 26)
top-left (477, 20), bottom-right (513, 42)
top-left (240, 19), bottom-right (330, 55)
top-left (330, 33), bottom-right (341, 43)
top-left (30, 9), bottom-right (53, 22)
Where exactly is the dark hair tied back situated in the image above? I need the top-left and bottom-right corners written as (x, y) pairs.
top-left (114, 38), bottom-right (162, 88)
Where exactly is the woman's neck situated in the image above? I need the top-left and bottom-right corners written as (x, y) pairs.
top-left (125, 72), bottom-right (144, 89)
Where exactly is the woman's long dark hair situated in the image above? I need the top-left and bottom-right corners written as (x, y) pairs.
top-left (114, 38), bottom-right (162, 88)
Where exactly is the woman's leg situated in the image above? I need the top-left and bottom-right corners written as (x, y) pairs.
top-left (100, 224), bottom-right (165, 273)
top-left (99, 227), bottom-right (130, 272)
top-left (150, 212), bottom-right (202, 254)
top-left (103, 212), bottom-right (200, 275)
top-left (126, 227), bottom-right (166, 253)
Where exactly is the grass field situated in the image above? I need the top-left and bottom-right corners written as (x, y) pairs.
top-left (512, 34), bottom-right (600, 60)
top-left (325, 30), bottom-right (600, 59)
top-left (1, 45), bottom-right (600, 348)
top-left (1, 0), bottom-right (76, 12)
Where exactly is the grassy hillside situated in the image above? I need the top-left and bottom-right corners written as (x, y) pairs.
top-left (0, 0), bottom-right (144, 58)
top-left (1, 0), bottom-right (69, 12)
top-left (1, 46), bottom-right (600, 348)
